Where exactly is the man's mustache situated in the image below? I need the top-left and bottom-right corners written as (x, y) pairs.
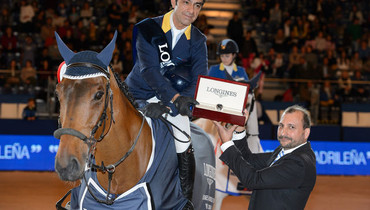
top-left (278, 136), bottom-right (292, 141)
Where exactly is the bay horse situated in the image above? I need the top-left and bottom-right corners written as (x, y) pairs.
top-left (53, 31), bottom-right (215, 209)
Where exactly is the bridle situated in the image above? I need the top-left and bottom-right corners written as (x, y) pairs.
top-left (55, 63), bottom-right (145, 207)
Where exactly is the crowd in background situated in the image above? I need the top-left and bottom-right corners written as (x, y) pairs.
top-left (0, 0), bottom-right (369, 124)
top-left (0, 0), bottom-right (169, 93)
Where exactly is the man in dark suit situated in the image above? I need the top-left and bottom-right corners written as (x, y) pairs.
top-left (214, 105), bottom-right (316, 210)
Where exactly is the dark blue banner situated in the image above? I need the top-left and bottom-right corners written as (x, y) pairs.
top-left (1, 135), bottom-right (369, 175)
top-left (260, 140), bottom-right (370, 175)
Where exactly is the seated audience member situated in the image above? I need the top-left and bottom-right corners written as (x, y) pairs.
top-left (22, 98), bottom-right (37, 121)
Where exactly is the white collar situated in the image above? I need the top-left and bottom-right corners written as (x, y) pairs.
top-left (170, 12), bottom-right (188, 49)
top-left (282, 142), bottom-right (307, 154)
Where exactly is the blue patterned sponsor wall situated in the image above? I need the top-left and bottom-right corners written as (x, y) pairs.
top-left (0, 135), bottom-right (369, 175)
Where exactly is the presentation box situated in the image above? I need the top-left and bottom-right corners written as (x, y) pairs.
top-left (193, 75), bottom-right (249, 126)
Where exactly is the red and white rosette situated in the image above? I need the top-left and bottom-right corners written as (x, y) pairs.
top-left (57, 61), bottom-right (67, 83)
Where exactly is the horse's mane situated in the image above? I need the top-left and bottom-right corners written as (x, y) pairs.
top-left (112, 71), bottom-right (138, 108)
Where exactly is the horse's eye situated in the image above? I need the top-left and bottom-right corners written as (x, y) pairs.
top-left (94, 91), bottom-right (104, 100)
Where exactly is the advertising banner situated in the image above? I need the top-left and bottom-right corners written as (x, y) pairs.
top-left (0, 135), bottom-right (59, 171)
top-left (1, 135), bottom-right (369, 175)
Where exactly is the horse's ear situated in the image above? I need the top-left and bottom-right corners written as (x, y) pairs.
top-left (55, 32), bottom-right (75, 64)
top-left (97, 30), bottom-right (117, 67)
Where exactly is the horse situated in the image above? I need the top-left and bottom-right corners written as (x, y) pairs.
top-left (53, 31), bottom-right (215, 210)
top-left (193, 77), bottom-right (264, 210)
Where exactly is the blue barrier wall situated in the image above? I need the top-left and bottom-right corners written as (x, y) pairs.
top-left (1, 134), bottom-right (369, 175)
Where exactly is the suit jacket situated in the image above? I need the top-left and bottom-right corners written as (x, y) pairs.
top-left (126, 11), bottom-right (208, 109)
top-left (220, 138), bottom-right (316, 210)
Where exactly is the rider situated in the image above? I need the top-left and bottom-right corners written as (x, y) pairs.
top-left (208, 38), bottom-right (249, 81)
top-left (125, 0), bottom-right (208, 208)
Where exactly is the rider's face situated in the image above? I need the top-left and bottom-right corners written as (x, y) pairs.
top-left (220, 53), bottom-right (234, 66)
top-left (171, 0), bottom-right (203, 29)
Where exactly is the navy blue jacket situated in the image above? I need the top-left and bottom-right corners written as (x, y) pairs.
top-left (125, 11), bottom-right (208, 109)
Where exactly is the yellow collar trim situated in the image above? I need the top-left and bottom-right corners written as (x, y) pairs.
top-left (220, 63), bottom-right (237, 71)
top-left (162, 10), bottom-right (191, 40)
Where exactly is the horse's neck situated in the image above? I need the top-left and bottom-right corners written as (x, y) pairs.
top-left (94, 79), bottom-right (152, 194)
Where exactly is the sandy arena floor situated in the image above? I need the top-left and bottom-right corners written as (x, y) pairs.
top-left (0, 171), bottom-right (369, 210)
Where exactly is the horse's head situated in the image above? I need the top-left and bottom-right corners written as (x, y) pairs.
top-left (54, 31), bottom-right (117, 181)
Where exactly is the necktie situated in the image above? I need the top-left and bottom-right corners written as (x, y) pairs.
top-left (271, 150), bottom-right (284, 166)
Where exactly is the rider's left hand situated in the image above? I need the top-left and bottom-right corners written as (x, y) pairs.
top-left (141, 102), bottom-right (170, 119)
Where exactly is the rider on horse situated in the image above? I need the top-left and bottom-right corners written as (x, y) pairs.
top-left (125, 0), bottom-right (208, 208)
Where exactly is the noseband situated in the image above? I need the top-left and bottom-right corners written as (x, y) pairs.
top-left (54, 63), bottom-right (145, 206)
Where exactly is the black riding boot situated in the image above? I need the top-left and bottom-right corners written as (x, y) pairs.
top-left (177, 144), bottom-right (195, 210)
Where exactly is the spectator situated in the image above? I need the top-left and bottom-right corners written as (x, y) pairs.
top-left (304, 45), bottom-right (318, 70)
top-left (326, 49), bottom-right (337, 70)
top-left (20, 60), bottom-right (37, 86)
top-left (227, 12), bottom-right (244, 49)
top-left (57, 19), bottom-right (73, 39)
top-left (269, 2), bottom-right (282, 31)
top-left (122, 39), bottom-right (133, 76)
top-left (271, 52), bottom-right (286, 78)
top-left (349, 5), bottom-right (364, 25)
top-left (22, 98), bottom-right (37, 121)
top-left (1, 26), bottom-right (18, 54)
top-left (273, 28), bottom-right (286, 53)
top-left (324, 34), bottom-right (336, 52)
top-left (241, 31), bottom-right (258, 59)
top-left (111, 52), bottom-right (123, 75)
top-left (336, 50), bottom-right (351, 77)
top-left (251, 52), bottom-right (269, 96)
top-left (40, 17), bottom-right (56, 47)
top-left (19, 0), bottom-right (35, 33)
top-left (68, 6), bottom-right (80, 25)
top-left (346, 18), bottom-right (362, 51)
top-left (20, 35), bottom-right (37, 67)
top-left (88, 21), bottom-right (97, 44)
top-left (337, 70), bottom-right (352, 102)
top-left (350, 52), bottom-right (364, 72)
top-left (36, 47), bottom-right (53, 71)
top-left (291, 17), bottom-right (309, 47)
top-left (240, 31), bottom-right (258, 71)
top-left (80, 2), bottom-right (93, 27)
top-left (288, 45), bottom-right (302, 71)
top-left (4, 59), bottom-right (21, 91)
top-left (314, 31), bottom-right (327, 52)
top-left (37, 59), bottom-right (52, 88)
top-left (318, 57), bottom-right (333, 79)
top-left (108, 3), bottom-right (123, 27)
top-left (351, 70), bottom-right (368, 103)
top-left (358, 40), bottom-right (370, 61)
top-left (319, 80), bottom-right (339, 123)
top-left (0, 8), bottom-right (13, 31)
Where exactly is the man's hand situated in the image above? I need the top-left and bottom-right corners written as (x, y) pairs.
top-left (141, 102), bottom-right (170, 119)
top-left (173, 96), bottom-right (199, 117)
top-left (213, 109), bottom-right (250, 143)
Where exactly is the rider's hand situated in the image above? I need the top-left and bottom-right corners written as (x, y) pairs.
top-left (142, 102), bottom-right (170, 119)
top-left (173, 96), bottom-right (199, 117)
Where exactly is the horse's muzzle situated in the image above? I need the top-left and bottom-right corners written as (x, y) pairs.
top-left (55, 156), bottom-right (83, 181)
